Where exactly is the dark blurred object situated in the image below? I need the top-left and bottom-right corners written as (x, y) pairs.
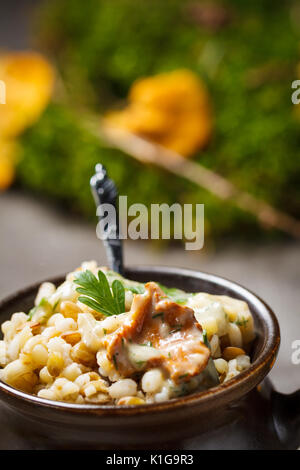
top-left (90, 164), bottom-right (124, 274)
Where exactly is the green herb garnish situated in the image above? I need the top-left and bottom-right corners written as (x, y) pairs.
top-left (53, 298), bottom-right (60, 312)
top-left (74, 270), bottom-right (125, 316)
top-left (179, 373), bottom-right (189, 380)
top-left (152, 312), bottom-right (164, 319)
top-left (126, 285), bottom-right (145, 295)
top-left (135, 360), bottom-right (146, 368)
top-left (28, 306), bottom-right (37, 321)
top-left (28, 297), bottom-right (53, 322)
top-left (112, 354), bottom-right (118, 370)
top-left (139, 341), bottom-right (153, 347)
top-left (202, 329), bottom-right (210, 348)
top-left (105, 270), bottom-right (145, 295)
top-left (157, 284), bottom-right (190, 304)
top-left (174, 298), bottom-right (188, 305)
top-left (235, 317), bottom-right (248, 327)
top-left (169, 325), bottom-right (182, 334)
top-left (200, 330), bottom-right (220, 386)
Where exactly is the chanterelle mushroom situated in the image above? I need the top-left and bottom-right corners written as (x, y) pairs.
top-left (103, 282), bottom-right (210, 383)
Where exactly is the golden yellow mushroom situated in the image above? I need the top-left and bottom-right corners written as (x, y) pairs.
top-left (0, 139), bottom-right (17, 190)
top-left (0, 51), bottom-right (55, 139)
top-left (0, 51), bottom-right (54, 190)
top-left (106, 69), bottom-right (213, 157)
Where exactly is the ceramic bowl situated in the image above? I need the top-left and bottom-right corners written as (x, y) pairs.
top-left (0, 266), bottom-right (282, 448)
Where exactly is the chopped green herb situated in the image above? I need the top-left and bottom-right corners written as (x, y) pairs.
top-left (27, 297), bottom-right (53, 322)
top-left (152, 312), bottom-right (164, 319)
top-left (170, 384), bottom-right (189, 397)
top-left (52, 298), bottom-right (60, 312)
top-left (235, 317), bottom-right (248, 327)
top-left (112, 354), bottom-right (118, 370)
top-left (179, 373), bottom-right (189, 380)
top-left (126, 285), bottom-right (145, 295)
top-left (139, 341), bottom-right (153, 347)
top-left (74, 270), bottom-right (125, 316)
top-left (103, 328), bottom-right (107, 335)
top-left (28, 306), bottom-right (37, 321)
top-left (39, 298), bottom-right (48, 307)
top-left (106, 270), bottom-right (122, 279)
top-left (135, 360), bottom-right (146, 368)
top-left (202, 329), bottom-right (210, 348)
top-left (157, 283), bottom-right (191, 304)
top-left (174, 299), bottom-right (188, 305)
top-left (168, 352), bottom-right (171, 358)
top-left (169, 324), bottom-right (182, 334)
top-left (105, 270), bottom-right (145, 295)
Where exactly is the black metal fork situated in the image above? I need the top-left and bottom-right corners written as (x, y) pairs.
top-left (90, 164), bottom-right (124, 274)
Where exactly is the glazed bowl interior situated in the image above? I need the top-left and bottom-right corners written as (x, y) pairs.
top-left (0, 265), bottom-right (280, 414)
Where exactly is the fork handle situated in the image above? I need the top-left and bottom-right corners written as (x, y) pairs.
top-left (90, 164), bottom-right (124, 275)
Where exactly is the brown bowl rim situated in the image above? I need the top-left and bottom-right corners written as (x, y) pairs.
top-left (0, 265), bottom-right (280, 416)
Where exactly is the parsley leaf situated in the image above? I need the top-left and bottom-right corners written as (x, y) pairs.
top-left (235, 317), bottom-right (248, 327)
top-left (74, 270), bottom-right (125, 316)
top-left (111, 279), bottom-right (125, 314)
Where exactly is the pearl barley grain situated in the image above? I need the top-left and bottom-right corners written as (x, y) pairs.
top-left (108, 379), bottom-right (137, 399)
top-left (141, 369), bottom-right (164, 393)
top-left (31, 344), bottom-right (48, 367)
top-left (213, 358), bottom-right (228, 375)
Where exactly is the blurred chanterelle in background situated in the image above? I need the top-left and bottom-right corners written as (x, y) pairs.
top-left (106, 70), bottom-right (213, 157)
top-left (0, 52), bottom-right (54, 190)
